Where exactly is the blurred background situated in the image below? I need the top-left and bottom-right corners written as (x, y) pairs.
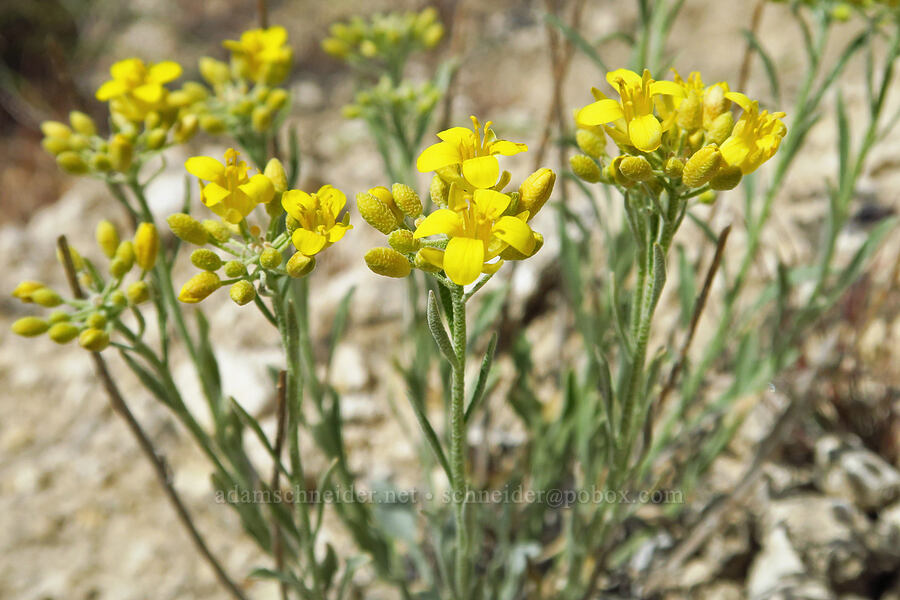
top-left (2, 1), bottom-right (900, 599)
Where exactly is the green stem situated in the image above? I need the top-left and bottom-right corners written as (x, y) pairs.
top-left (448, 284), bottom-right (469, 598)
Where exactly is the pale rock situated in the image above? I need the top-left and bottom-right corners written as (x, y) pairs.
top-left (331, 342), bottom-right (369, 392)
top-left (815, 434), bottom-right (900, 511)
top-left (747, 525), bottom-right (807, 599)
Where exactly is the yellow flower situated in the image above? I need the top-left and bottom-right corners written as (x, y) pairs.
top-left (416, 116), bottom-right (527, 189)
top-left (185, 149), bottom-right (275, 224)
top-left (719, 92), bottom-right (787, 175)
top-left (95, 58), bottom-right (182, 121)
top-left (575, 68), bottom-right (683, 153)
top-left (223, 27), bottom-right (293, 85)
top-left (281, 185), bottom-right (352, 257)
top-left (413, 189), bottom-right (536, 286)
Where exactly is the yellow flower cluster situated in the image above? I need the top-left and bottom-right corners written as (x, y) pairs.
top-left (361, 116), bottom-right (554, 287)
top-left (571, 68), bottom-right (786, 194)
top-left (175, 151), bottom-right (350, 305)
top-left (10, 220), bottom-right (159, 351)
top-left (322, 8), bottom-right (443, 63)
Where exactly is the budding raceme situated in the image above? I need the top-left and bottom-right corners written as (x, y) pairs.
top-left (391, 183), bottom-right (423, 218)
top-left (79, 328), bottom-right (110, 352)
top-left (709, 164), bottom-right (743, 191)
top-left (576, 128), bottom-right (606, 160)
top-left (191, 249), bottom-right (223, 271)
top-left (48, 322), bottom-right (80, 344)
top-left (127, 281), bottom-right (151, 304)
top-left (388, 229), bottom-right (419, 254)
top-left (357, 192), bottom-right (400, 234)
top-left (570, 154), bottom-right (603, 183)
top-left (167, 213), bottom-right (210, 245)
top-left (682, 145), bottom-right (722, 188)
top-left (618, 155), bottom-right (653, 182)
top-left (12, 317), bottom-right (49, 337)
top-left (365, 247), bottom-right (411, 278)
top-left (229, 280), bottom-right (256, 306)
top-left (134, 223), bottom-right (159, 271)
top-left (178, 271), bottom-right (221, 303)
top-left (285, 252), bottom-right (316, 278)
top-left (430, 174), bottom-right (449, 206)
top-left (518, 168), bottom-right (556, 218)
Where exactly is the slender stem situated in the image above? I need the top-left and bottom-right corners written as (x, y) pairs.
top-left (57, 236), bottom-right (248, 600)
top-left (448, 284), bottom-right (469, 598)
top-left (271, 371), bottom-right (289, 600)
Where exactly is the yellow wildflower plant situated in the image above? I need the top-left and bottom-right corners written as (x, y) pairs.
top-left (575, 68), bottom-right (684, 152)
top-left (223, 26), bottom-right (293, 85)
top-left (96, 58), bottom-right (183, 121)
top-left (413, 188), bottom-right (537, 286)
top-left (282, 185), bottom-right (353, 257)
top-left (719, 92), bottom-right (787, 175)
top-left (417, 116), bottom-right (528, 189)
top-left (185, 148), bottom-right (275, 224)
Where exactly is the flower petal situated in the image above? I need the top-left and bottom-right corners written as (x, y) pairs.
top-left (473, 189), bottom-right (510, 220)
top-left (148, 61), bottom-right (182, 84)
top-left (132, 83), bottom-right (163, 104)
top-left (281, 189), bottom-right (310, 219)
top-left (418, 247), bottom-right (444, 269)
top-left (316, 185), bottom-right (346, 216)
top-left (627, 114), bottom-right (663, 152)
top-left (326, 222), bottom-right (352, 243)
top-left (111, 58), bottom-right (142, 80)
top-left (461, 155), bottom-right (499, 189)
top-left (185, 156), bottom-right (225, 181)
top-left (291, 229), bottom-right (328, 256)
top-left (443, 237), bottom-right (484, 286)
top-left (95, 80), bottom-right (127, 101)
top-left (417, 141), bottom-right (461, 172)
top-left (606, 68), bottom-right (642, 89)
top-left (239, 173), bottom-right (275, 205)
top-left (413, 208), bottom-right (462, 238)
top-left (201, 182), bottom-right (231, 207)
top-left (650, 80), bottom-right (685, 97)
top-left (493, 216), bottom-right (535, 255)
top-left (724, 91), bottom-right (754, 112)
top-left (489, 140), bottom-right (528, 156)
top-left (436, 126), bottom-right (475, 145)
top-left (576, 99), bottom-right (624, 127)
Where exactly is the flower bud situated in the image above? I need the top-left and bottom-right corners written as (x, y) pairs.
top-left (322, 37), bottom-right (351, 58)
top-left (12, 281), bottom-right (44, 302)
top-left (41, 121), bottom-right (71, 139)
top-left (110, 134), bottom-right (133, 172)
top-left (79, 328), bottom-right (110, 352)
top-left (134, 223), bottom-right (159, 271)
top-left (709, 164), bottom-right (743, 191)
top-left (664, 157), bottom-right (684, 179)
top-left (146, 128), bottom-right (168, 150)
top-left (285, 252), bottom-right (316, 278)
top-left (259, 247), bottom-right (283, 269)
top-left (202, 219), bottom-right (232, 243)
top-left (178, 271), bottom-right (221, 303)
top-left (682, 145), bottom-right (722, 188)
top-left (388, 229), bottom-right (420, 254)
top-left (575, 128), bottom-right (606, 159)
top-left (702, 83), bottom-right (730, 129)
top-left (414, 249), bottom-right (442, 273)
top-left (173, 114), bottom-right (199, 143)
top-left (285, 215), bottom-right (300, 233)
top-left (229, 280), bottom-right (256, 306)
top-left (31, 288), bottom-right (62, 307)
top-left (69, 111), bottom-right (97, 136)
top-left (95, 220), bottom-right (120, 258)
top-left (67, 134), bottom-right (90, 152)
top-left (42, 137), bottom-right (70, 155)
top-left (57, 151), bottom-right (89, 175)
top-left (91, 153), bottom-right (113, 171)
top-left (87, 312), bottom-right (107, 329)
top-left (705, 111), bottom-right (734, 146)
top-left (423, 23), bottom-right (444, 47)
top-left (115, 241), bottom-right (135, 269)
top-left (191, 248), bottom-right (223, 271)
top-left (570, 154), bottom-right (602, 183)
top-left (127, 281), bottom-right (151, 304)
top-left (12, 316), bottom-right (49, 337)
top-left (48, 310), bottom-right (70, 324)
top-left (199, 115), bottom-right (226, 134)
top-left (500, 231), bottom-right (543, 260)
top-left (698, 190), bottom-right (717, 205)
top-left (167, 213), bottom-right (210, 245)
top-left (676, 92), bottom-right (702, 131)
top-left (199, 57), bottom-right (231, 86)
top-left (264, 158), bottom-right (288, 193)
top-left (391, 183), bottom-right (423, 218)
top-left (223, 260), bottom-right (246, 278)
top-left (365, 247), bottom-right (411, 278)
top-left (110, 290), bottom-right (127, 308)
top-left (430, 174), bottom-right (449, 206)
top-left (266, 89), bottom-right (289, 111)
top-left (251, 106), bottom-right (272, 132)
top-left (109, 258), bottom-right (130, 279)
top-left (48, 322), bottom-right (79, 344)
top-left (518, 168), bottom-right (556, 218)
top-left (357, 192), bottom-right (400, 234)
top-left (618, 155), bottom-right (653, 182)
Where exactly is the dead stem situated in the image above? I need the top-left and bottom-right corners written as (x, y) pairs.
top-left (57, 235), bottom-right (248, 600)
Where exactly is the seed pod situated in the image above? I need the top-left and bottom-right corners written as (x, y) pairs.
top-left (48, 322), bottom-right (80, 344)
top-left (79, 328), bottom-right (110, 352)
top-left (191, 249), bottom-right (223, 271)
top-left (391, 183), bottom-right (423, 218)
top-left (134, 223), bottom-right (159, 271)
top-left (518, 168), bottom-right (556, 218)
top-left (365, 247), bottom-right (411, 278)
top-left (178, 271), bottom-right (221, 303)
top-left (285, 252), bottom-right (316, 278)
top-left (570, 154), bottom-right (602, 183)
top-left (682, 145), bottom-right (722, 188)
top-left (167, 213), bottom-right (210, 245)
top-left (11, 317), bottom-right (49, 337)
top-left (229, 280), bottom-right (256, 306)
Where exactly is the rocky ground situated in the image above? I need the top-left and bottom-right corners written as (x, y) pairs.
top-left (2, 1), bottom-right (900, 598)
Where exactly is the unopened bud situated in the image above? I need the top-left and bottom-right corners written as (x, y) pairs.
top-left (31, 288), bottom-right (62, 307)
top-left (12, 316), bottom-right (49, 337)
top-left (388, 229), bottom-right (419, 253)
top-left (223, 260), bottom-right (246, 278)
top-left (110, 134), bottom-right (133, 171)
top-left (41, 121), bottom-right (71, 139)
top-left (285, 252), bottom-right (316, 278)
top-left (676, 92), bottom-right (702, 131)
top-left (69, 111), bottom-right (97, 136)
top-left (57, 151), bottom-right (89, 175)
top-left (664, 157), bottom-right (684, 179)
top-left (48, 310), bottom-right (70, 324)
top-left (87, 312), bottom-right (107, 329)
top-left (576, 128), bottom-right (606, 159)
top-left (173, 114), bottom-right (199, 143)
top-left (42, 137), bottom-right (70, 155)
top-left (618, 155), bottom-right (653, 182)
top-left (134, 223), bottom-right (159, 271)
top-left (414, 249), bottom-right (442, 273)
top-left (91, 153), bottom-right (113, 171)
top-left (202, 219), bottom-right (232, 243)
top-left (127, 281), bottom-right (151, 304)
top-left (705, 111), bottom-right (734, 146)
top-left (365, 247), bottom-right (411, 278)
top-left (178, 271), bottom-right (221, 303)
top-left (251, 106), bottom-right (272, 132)
top-left (199, 57), bottom-right (231, 86)
top-left (167, 213), bottom-right (210, 245)
top-left (391, 183), bottom-right (422, 218)
top-left (703, 83), bottom-right (730, 129)
top-left (96, 220), bottom-right (120, 258)
top-left (79, 328), bottom-right (110, 351)
top-left (682, 145), bottom-right (722, 188)
top-left (264, 158), bottom-right (288, 193)
top-left (709, 164), bottom-right (743, 191)
top-left (259, 247), bottom-right (282, 269)
top-left (266, 89), bottom-right (289, 111)
top-left (430, 174), bottom-right (449, 206)
top-left (357, 192), bottom-right (400, 234)
top-left (199, 115), bottom-right (226, 134)
top-left (518, 168), bottom-right (556, 219)
top-left (570, 154), bottom-right (602, 183)
top-left (12, 281), bottom-right (45, 302)
top-left (48, 322), bottom-right (80, 344)
top-left (229, 280), bottom-right (256, 306)
top-left (191, 248), bottom-right (223, 271)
